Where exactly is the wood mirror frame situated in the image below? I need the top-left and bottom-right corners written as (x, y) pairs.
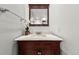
top-left (29, 4), bottom-right (49, 26)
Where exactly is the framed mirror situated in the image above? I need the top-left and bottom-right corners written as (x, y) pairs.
top-left (29, 4), bottom-right (49, 26)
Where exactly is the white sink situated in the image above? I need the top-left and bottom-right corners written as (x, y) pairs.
top-left (15, 33), bottom-right (63, 41)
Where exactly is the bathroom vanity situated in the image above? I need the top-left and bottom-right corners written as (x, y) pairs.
top-left (15, 34), bottom-right (62, 55)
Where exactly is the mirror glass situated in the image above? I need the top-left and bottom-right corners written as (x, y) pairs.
top-left (30, 9), bottom-right (47, 25)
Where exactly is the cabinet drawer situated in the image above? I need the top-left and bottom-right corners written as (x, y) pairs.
top-left (17, 41), bottom-right (61, 55)
top-left (19, 49), bottom-right (60, 55)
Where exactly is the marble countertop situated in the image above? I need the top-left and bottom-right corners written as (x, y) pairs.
top-left (15, 33), bottom-right (63, 41)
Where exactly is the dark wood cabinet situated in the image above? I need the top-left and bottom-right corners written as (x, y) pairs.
top-left (17, 40), bottom-right (61, 55)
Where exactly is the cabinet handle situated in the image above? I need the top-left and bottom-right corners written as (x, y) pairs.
top-left (34, 48), bottom-right (45, 55)
top-left (34, 48), bottom-right (45, 51)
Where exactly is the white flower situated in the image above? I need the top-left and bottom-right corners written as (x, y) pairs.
top-left (21, 19), bottom-right (30, 28)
